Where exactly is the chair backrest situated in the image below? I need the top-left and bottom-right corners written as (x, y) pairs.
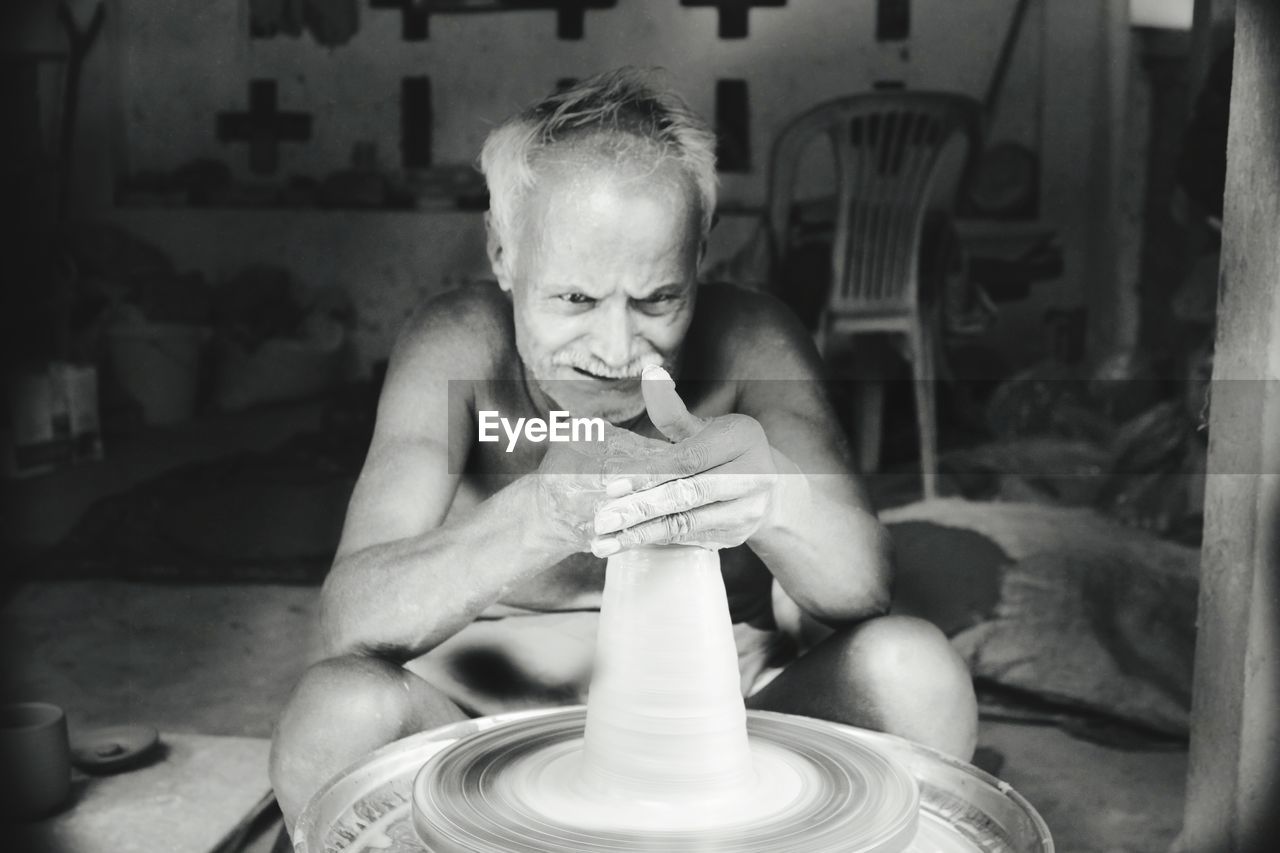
top-left (766, 92), bottom-right (981, 315)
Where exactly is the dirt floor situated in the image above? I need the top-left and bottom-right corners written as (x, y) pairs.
top-left (2, 580), bottom-right (1189, 852)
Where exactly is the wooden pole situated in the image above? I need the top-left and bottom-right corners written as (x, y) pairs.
top-left (1043, 0), bottom-right (1135, 365)
top-left (1100, 0), bottom-right (1136, 362)
top-left (1175, 1), bottom-right (1280, 850)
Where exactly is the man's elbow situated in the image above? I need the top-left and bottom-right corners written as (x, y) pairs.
top-left (319, 559), bottom-right (445, 664)
top-left (318, 561), bottom-right (387, 660)
top-left (319, 602), bottom-right (411, 664)
top-left (810, 581), bottom-right (890, 627)
top-left (811, 525), bottom-right (894, 625)
top-left (318, 580), bottom-right (366, 659)
top-left (861, 523), bottom-right (894, 614)
top-left (855, 575), bottom-right (893, 621)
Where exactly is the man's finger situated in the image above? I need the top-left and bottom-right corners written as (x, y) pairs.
top-left (642, 365), bottom-right (706, 443)
top-left (590, 501), bottom-right (744, 555)
top-left (594, 474), bottom-right (757, 535)
top-left (602, 414), bottom-right (751, 495)
top-left (601, 437), bottom-right (737, 497)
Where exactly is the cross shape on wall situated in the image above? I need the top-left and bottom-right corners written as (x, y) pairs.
top-left (547, 0), bottom-right (615, 40)
top-left (369, 0), bottom-right (616, 41)
top-left (370, 0), bottom-right (430, 40)
top-left (680, 0), bottom-right (786, 39)
top-left (715, 79), bottom-right (751, 172)
top-left (216, 80), bottom-right (312, 175)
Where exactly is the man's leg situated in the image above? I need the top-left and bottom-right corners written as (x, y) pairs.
top-left (747, 615), bottom-right (978, 760)
top-left (269, 654), bottom-right (468, 835)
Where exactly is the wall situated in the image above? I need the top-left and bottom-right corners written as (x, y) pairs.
top-left (102, 0), bottom-right (1042, 206)
top-left (104, 208), bottom-right (769, 375)
top-left (106, 209), bottom-right (489, 374)
top-left (42, 0), bottom-right (1122, 373)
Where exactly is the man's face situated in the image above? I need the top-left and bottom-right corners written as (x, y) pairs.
top-left (490, 155), bottom-right (703, 423)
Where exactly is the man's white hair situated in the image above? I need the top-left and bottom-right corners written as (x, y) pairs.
top-left (479, 68), bottom-right (718, 257)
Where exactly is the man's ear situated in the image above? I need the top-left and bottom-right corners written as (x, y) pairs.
top-left (485, 212), bottom-right (513, 293)
top-left (698, 213), bottom-right (720, 264)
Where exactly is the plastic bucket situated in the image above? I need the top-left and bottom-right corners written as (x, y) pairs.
top-left (106, 324), bottom-right (209, 426)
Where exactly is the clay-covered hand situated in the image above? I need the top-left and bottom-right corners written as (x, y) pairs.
top-left (589, 366), bottom-right (780, 555)
top-left (531, 421), bottom-right (672, 555)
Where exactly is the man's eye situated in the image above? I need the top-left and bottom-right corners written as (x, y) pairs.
top-left (560, 293), bottom-right (595, 305)
top-left (641, 293), bottom-right (676, 304)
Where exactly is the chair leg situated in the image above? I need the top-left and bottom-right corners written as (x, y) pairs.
top-left (817, 317), bottom-right (883, 474)
top-left (910, 324), bottom-right (939, 500)
top-left (855, 376), bottom-right (885, 476)
top-left (813, 312), bottom-right (830, 358)
top-left (850, 336), bottom-right (885, 476)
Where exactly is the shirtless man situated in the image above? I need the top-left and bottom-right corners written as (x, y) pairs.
top-left (270, 69), bottom-right (977, 834)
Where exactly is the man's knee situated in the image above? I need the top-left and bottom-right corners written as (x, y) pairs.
top-left (838, 615), bottom-right (964, 682)
top-left (270, 654), bottom-right (437, 831)
top-left (834, 615), bottom-right (978, 759)
top-left (279, 655), bottom-right (421, 735)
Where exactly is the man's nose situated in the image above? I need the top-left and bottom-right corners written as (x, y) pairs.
top-left (593, 299), bottom-right (635, 367)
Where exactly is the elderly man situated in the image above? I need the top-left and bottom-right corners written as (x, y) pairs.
top-left (270, 68), bottom-right (977, 833)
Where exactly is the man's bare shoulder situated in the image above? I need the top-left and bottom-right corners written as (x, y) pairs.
top-left (690, 283), bottom-right (822, 380)
top-left (393, 281), bottom-right (515, 379)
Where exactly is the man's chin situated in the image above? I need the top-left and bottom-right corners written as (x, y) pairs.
top-left (537, 381), bottom-right (646, 425)
top-left (600, 402), bottom-right (648, 426)
top-left (562, 396), bottom-right (647, 425)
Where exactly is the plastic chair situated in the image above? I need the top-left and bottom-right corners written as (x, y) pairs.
top-left (766, 92), bottom-right (982, 499)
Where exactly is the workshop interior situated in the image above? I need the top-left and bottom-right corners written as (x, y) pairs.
top-left (3, 1), bottom-right (1277, 852)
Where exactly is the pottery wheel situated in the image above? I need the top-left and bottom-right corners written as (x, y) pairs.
top-left (411, 708), bottom-right (920, 853)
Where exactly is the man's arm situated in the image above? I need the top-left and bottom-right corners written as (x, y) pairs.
top-left (742, 405), bottom-right (892, 627)
top-left (590, 290), bottom-right (891, 626)
top-left (722, 296), bottom-right (891, 625)
top-left (320, 293), bottom-right (568, 662)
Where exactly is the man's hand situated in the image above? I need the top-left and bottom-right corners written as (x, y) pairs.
top-left (531, 421), bottom-right (672, 555)
top-left (589, 366), bottom-right (783, 556)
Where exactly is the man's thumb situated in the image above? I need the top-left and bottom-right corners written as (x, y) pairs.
top-left (642, 365), bottom-right (705, 443)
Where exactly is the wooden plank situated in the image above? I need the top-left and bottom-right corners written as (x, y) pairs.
top-left (1176, 1), bottom-right (1280, 850)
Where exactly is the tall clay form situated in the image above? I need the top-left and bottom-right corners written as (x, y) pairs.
top-left (578, 545), bottom-right (755, 803)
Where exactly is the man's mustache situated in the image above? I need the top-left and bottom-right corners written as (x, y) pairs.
top-left (553, 354), bottom-right (663, 380)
